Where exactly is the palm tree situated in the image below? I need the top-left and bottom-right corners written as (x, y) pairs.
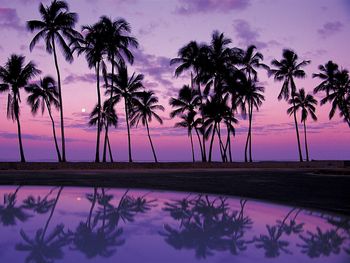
top-left (27, 0), bottom-right (81, 162)
top-left (0, 55), bottom-right (40, 162)
top-left (89, 101), bottom-right (118, 162)
top-left (287, 89), bottom-right (317, 161)
top-left (238, 77), bottom-right (265, 162)
top-left (175, 111), bottom-right (197, 162)
top-left (25, 76), bottom-right (61, 161)
top-left (130, 91), bottom-right (164, 162)
top-left (169, 85), bottom-right (204, 160)
top-left (100, 16), bottom-right (138, 161)
top-left (313, 61), bottom-right (339, 96)
top-left (269, 49), bottom-right (310, 162)
top-left (318, 69), bottom-right (350, 127)
top-left (74, 21), bottom-right (106, 162)
top-left (239, 45), bottom-right (269, 162)
top-left (106, 62), bottom-right (144, 162)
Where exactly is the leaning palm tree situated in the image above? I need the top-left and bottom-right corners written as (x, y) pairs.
top-left (74, 21), bottom-right (106, 162)
top-left (27, 0), bottom-right (81, 162)
top-left (287, 89), bottom-right (317, 162)
top-left (106, 62), bottom-right (144, 162)
top-left (0, 55), bottom-right (40, 162)
top-left (100, 16), bottom-right (138, 160)
top-left (25, 76), bottom-right (61, 161)
top-left (175, 111), bottom-right (197, 163)
top-left (130, 91), bottom-right (164, 162)
top-left (269, 49), bottom-right (310, 162)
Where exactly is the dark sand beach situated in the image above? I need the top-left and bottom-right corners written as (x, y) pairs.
top-left (0, 161), bottom-right (349, 215)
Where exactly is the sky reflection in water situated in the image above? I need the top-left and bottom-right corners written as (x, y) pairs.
top-left (0, 186), bottom-right (349, 263)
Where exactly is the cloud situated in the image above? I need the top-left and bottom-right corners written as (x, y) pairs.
top-left (0, 8), bottom-right (25, 32)
top-left (138, 22), bottom-right (159, 36)
top-left (133, 48), bottom-right (178, 97)
top-left (233, 19), bottom-right (280, 50)
top-left (317, 21), bottom-right (343, 39)
top-left (0, 130), bottom-right (85, 142)
top-left (175, 0), bottom-right (250, 14)
top-left (63, 73), bottom-right (96, 85)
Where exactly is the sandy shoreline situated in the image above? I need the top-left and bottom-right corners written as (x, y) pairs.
top-left (0, 161), bottom-right (349, 216)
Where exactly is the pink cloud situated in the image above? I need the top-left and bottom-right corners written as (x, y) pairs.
top-left (0, 8), bottom-right (25, 32)
top-left (175, 0), bottom-right (250, 14)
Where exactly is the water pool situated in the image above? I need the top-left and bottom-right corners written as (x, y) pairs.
top-left (0, 186), bottom-right (349, 263)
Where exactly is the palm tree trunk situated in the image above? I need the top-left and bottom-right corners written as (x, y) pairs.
top-left (303, 120), bottom-right (309, 162)
top-left (146, 120), bottom-right (158, 162)
top-left (52, 37), bottom-right (66, 162)
top-left (104, 54), bottom-right (115, 162)
top-left (41, 187), bottom-right (63, 240)
top-left (249, 102), bottom-right (253, 162)
top-left (189, 129), bottom-right (195, 163)
top-left (87, 187), bottom-right (97, 228)
top-left (244, 127), bottom-right (249, 163)
top-left (95, 62), bottom-right (101, 163)
top-left (195, 128), bottom-right (204, 162)
top-left (291, 79), bottom-right (303, 162)
top-left (208, 125), bottom-right (216, 162)
top-left (202, 133), bottom-right (207, 162)
top-left (102, 127), bottom-right (108, 162)
top-left (124, 99), bottom-right (133, 162)
top-left (46, 102), bottom-right (62, 162)
top-left (217, 123), bottom-right (226, 162)
top-left (107, 134), bottom-right (113, 162)
top-left (14, 100), bottom-right (25, 162)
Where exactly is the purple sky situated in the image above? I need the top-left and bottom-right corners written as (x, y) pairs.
top-left (0, 0), bottom-right (349, 162)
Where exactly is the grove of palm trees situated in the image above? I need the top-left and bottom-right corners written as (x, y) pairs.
top-left (0, 0), bottom-right (349, 163)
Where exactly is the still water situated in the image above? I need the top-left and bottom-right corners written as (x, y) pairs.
top-left (0, 186), bottom-right (349, 263)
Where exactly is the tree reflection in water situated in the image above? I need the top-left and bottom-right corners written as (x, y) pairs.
top-left (15, 187), bottom-right (71, 263)
top-left (72, 188), bottom-right (157, 259)
top-left (0, 186), bottom-right (31, 226)
top-left (161, 195), bottom-right (253, 258)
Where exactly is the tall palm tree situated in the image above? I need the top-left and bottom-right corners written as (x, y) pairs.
top-left (238, 77), bottom-right (265, 162)
top-left (0, 55), bottom-right (40, 162)
top-left (27, 0), bottom-right (81, 162)
top-left (269, 49), bottom-right (310, 162)
top-left (175, 111), bottom-right (197, 163)
top-left (106, 62), bottom-right (144, 162)
top-left (100, 16), bottom-right (138, 161)
top-left (130, 90), bottom-right (164, 162)
top-left (74, 21), bottom-right (106, 162)
top-left (239, 45), bottom-right (269, 162)
top-left (25, 76), bottom-right (61, 161)
top-left (287, 89), bottom-right (317, 161)
top-left (89, 101), bottom-right (118, 162)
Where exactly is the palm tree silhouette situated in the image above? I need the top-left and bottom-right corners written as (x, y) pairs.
top-left (25, 76), bottom-right (62, 161)
top-left (27, 0), bottom-right (81, 162)
top-left (320, 69), bottom-right (350, 127)
top-left (74, 21), bottom-right (106, 162)
top-left (0, 186), bottom-right (31, 226)
top-left (237, 76), bottom-right (265, 162)
top-left (130, 90), bottom-right (164, 162)
top-left (22, 187), bottom-right (58, 214)
top-left (269, 49), bottom-right (310, 162)
top-left (239, 45), bottom-right (269, 162)
top-left (175, 111), bottom-right (198, 162)
top-left (287, 88), bottom-right (317, 161)
top-left (100, 16), bottom-right (138, 162)
top-left (89, 101), bottom-right (118, 162)
top-left (0, 55), bottom-right (40, 162)
top-left (106, 62), bottom-right (144, 162)
top-left (313, 60), bottom-right (339, 96)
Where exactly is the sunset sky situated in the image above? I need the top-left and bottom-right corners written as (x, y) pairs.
top-left (0, 0), bottom-right (349, 162)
